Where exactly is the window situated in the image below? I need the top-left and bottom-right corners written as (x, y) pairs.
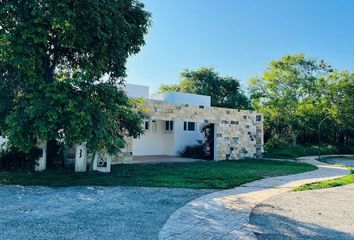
top-left (165, 121), bottom-right (174, 131)
top-left (188, 122), bottom-right (196, 131)
top-left (144, 121), bottom-right (149, 130)
top-left (183, 121), bottom-right (196, 131)
top-left (256, 115), bottom-right (262, 121)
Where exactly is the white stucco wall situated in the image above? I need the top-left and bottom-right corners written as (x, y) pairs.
top-left (172, 120), bottom-right (205, 155)
top-left (152, 92), bottom-right (211, 107)
top-left (132, 119), bottom-right (205, 156)
top-left (132, 120), bottom-right (174, 156)
top-left (124, 83), bottom-right (149, 99)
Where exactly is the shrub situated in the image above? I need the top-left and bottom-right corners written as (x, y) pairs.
top-left (264, 138), bottom-right (289, 152)
top-left (178, 143), bottom-right (209, 160)
top-left (263, 143), bottom-right (354, 159)
top-left (0, 147), bottom-right (41, 170)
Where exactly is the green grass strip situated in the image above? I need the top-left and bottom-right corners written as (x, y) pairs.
top-left (0, 160), bottom-right (316, 189)
top-left (293, 168), bottom-right (354, 191)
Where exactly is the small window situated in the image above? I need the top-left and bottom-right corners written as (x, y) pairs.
top-left (188, 122), bottom-right (196, 131)
top-left (199, 105), bottom-right (204, 109)
top-left (183, 121), bottom-right (196, 131)
top-left (170, 121), bottom-right (174, 130)
top-left (144, 121), bottom-right (149, 130)
top-left (165, 121), bottom-right (174, 131)
top-left (256, 115), bottom-right (262, 121)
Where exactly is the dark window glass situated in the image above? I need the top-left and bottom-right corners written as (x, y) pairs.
top-left (183, 121), bottom-right (187, 131)
top-left (170, 121), bottom-right (173, 131)
top-left (188, 122), bottom-right (196, 131)
top-left (165, 121), bottom-right (173, 131)
top-left (144, 121), bottom-right (149, 130)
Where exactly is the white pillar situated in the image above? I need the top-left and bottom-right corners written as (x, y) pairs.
top-left (93, 150), bottom-right (112, 173)
top-left (35, 140), bottom-right (47, 171)
top-left (75, 143), bottom-right (87, 172)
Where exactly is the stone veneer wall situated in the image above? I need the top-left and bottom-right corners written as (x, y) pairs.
top-left (112, 100), bottom-right (263, 164)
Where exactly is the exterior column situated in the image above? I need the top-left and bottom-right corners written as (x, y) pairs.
top-left (93, 150), bottom-right (112, 173)
top-left (75, 143), bottom-right (87, 172)
top-left (35, 140), bottom-right (47, 171)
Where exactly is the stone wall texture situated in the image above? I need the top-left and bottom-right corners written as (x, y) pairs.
top-left (112, 100), bottom-right (263, 164)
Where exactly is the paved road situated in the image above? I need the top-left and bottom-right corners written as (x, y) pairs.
top-left (158, 157), bottom-right (349, 240)
top-left (323, 156), bottom-right (354, 167)
top-left (0, 185), bottom-right (214, 240)
top-left (250, 183), bottom-right (354, 240)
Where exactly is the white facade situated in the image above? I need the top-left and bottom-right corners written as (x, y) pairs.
top-left (132, 119), bottom-right (205, 156)
top-left (124, 83), bottom-right (211, 157)
top-left (152, 92), bottom-right (211, 107)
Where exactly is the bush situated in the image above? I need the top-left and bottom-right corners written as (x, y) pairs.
top-left (264, 138), bottom-right (289, 152)
top-left (0, 147), bottom-right (41, 170)
top-left (264, 143), bottom-right (354, 159)
top-left (178, 143), bottom-right (209, 160)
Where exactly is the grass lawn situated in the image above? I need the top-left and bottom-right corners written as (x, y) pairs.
top-left (293, 168), bottom-right (354, 191)
top-left (0, 160), bottom-right (316, 189)
top-left (263, 145), bottom-right (353, 160)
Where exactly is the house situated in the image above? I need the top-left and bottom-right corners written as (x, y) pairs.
top-left (1, 83), bottom-right (264, 172)
top-left (111, 83), bottom-right (264, 164)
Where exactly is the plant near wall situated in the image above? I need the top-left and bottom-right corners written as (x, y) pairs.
top-left (0, 0), bottom-right (151, 167)
top-left (179, 124), bottom-right (215, 160)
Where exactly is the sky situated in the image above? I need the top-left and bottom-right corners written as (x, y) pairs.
top-left (125, 0), bottom-right (354, 93)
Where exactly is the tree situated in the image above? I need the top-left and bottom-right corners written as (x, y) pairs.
top-left (249, 54), bottom-right (332, 145)
top-left (323, 71), bottom-right (354, 145)
top-left (159, 67), bottom-right (251, 109)
top-left (0, 0), bottom-right (151, 162)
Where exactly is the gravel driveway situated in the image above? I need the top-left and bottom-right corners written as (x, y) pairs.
top-left (0, 185), bottom-right (214, 240)
top-left (250, 184), bottom-right (354, 240)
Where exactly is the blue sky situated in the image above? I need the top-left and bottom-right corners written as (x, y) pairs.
top-left (126, 0), bottom-right (354, 93)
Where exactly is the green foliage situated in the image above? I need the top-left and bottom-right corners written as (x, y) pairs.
top-left (179, 124), bottom-right (215, 160)
top-left (0, 160), bottom-right (316, 189)
top-left (263, 144), bottom-right (353, 159)
top-left (0, 147), bottom-right (41, 170)
top-left (159, 67), bottom-right (251, 109)
top-left (0, 0), bottom-right (151, 159)
top-left (293, 168), bottom-right (354, 191)
top-left (179, 143), bottom-right (209, 159)
top-left (249, 54), bottom-right (354, 149)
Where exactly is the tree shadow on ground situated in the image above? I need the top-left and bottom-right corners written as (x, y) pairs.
top-left (249, 203), bottom-right (354, 240)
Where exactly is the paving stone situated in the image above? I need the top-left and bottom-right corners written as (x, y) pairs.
top-left (159, 157), bottom-right (350, 240)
